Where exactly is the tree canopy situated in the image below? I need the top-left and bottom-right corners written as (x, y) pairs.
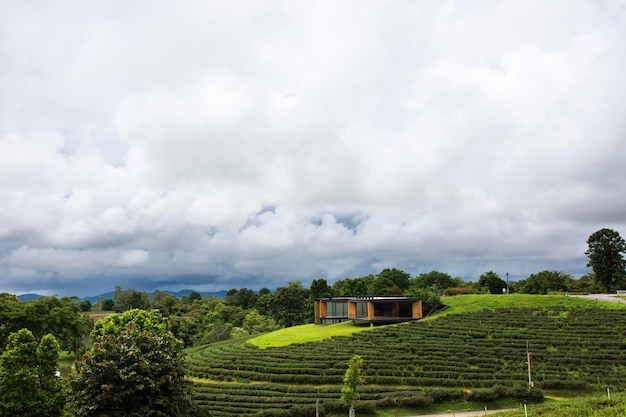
top-left (0, 329), bottom-right (65, 417)
top-left (585, 228), bottom-right (626, 292)
top-left (478, 271), bottom-right (507, 294)
top-left (69, 309), bottom-right (196, 417)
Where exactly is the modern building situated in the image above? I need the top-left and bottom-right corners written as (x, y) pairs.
top-left (314, 296), bottom-right (423, 325)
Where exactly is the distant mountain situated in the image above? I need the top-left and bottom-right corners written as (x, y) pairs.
top-left (80, 289), bottom-right (228, 304)
top-left (17, 289), bottom-right (228, 303)
top-left (17, 293), bottom-right (46, 301)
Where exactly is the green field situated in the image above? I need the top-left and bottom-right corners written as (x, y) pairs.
top-left (248, 321), bottom-right (374, 348)
top-left (186, 294), bottom-right (626, 416)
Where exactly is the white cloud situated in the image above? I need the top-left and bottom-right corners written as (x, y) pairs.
top-left (0, 0), bottom-right (624, 295)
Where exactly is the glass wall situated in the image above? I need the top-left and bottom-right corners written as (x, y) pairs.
top-left (326, 301), bottom-right (348, 317)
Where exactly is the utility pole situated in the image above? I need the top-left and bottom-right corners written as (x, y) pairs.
top-left (526, 340), bottom-right (533, 390)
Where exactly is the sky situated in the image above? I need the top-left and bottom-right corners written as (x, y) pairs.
top-left (1, 0), bottom-right (626, 297)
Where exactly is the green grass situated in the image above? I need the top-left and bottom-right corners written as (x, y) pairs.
top-left (248, 321), bottom-right (373, 348)
top-left (433, 294), bottom-right (626, 318)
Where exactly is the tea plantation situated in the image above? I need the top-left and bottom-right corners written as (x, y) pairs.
top-left (186, 296), bottom-right (626, 416)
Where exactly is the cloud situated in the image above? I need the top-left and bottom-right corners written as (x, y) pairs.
top-left (0, 0), bottom-right (625, 296)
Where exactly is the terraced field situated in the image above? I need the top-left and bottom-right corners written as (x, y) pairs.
top-left (186, 299), bottom-right (626, 416)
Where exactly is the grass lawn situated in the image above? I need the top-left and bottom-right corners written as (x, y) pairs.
top-left (433, 293), bottom-right (626, 319)
top-left (248, 321), bottom-right (373, 348)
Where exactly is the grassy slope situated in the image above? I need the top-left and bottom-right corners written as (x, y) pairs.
top-left (191, 295), bottom-right (626, 416)
top-left (436, 293), bottom-right (625, 316)
top-left (249, 294), bottom-right (625, 348)
top-left (249, 320), bottom-right (373, 348)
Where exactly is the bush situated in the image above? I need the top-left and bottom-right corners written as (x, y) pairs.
top-left (444, 287), bottom-right (472, 296)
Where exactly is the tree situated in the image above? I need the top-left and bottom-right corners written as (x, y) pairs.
top-left (521, 270), bottom-right (571, 294)
top-left (585, 228), bottom-right (626, 292)
top-left (370, 268), bottom-right (411, 295)
top-left (268, 281), bottom-right (310, 327)
top-left (69, 309), bottom-right (196, 417)
top-left (333, 277), bottom-right (369, 296)
top-left (478, 271), bottom-right (507, 294)
top-left (242, 309), bottom-right (279, 334)
top-left (113, 288), bottom-right (151, 312)
top-left (341, 355), bottom-right (364, 417)
top-left (411, 271), bottom-right (455, 293)
top-left (0, 329), bottom-right (65, 417)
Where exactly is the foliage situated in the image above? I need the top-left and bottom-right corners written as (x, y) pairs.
top-left (242, 309), bottom-right (280, 334)
top-left (0, 294), bottom-right (92, 355)
top-left (267, 281), bottom-right (310, 327)
top-left (69, 309), bottom-right (196, 417)
top-left (369, 268), bottom-right (411, 295)
top-left (519, 270), bottom-right (572, 294)
top-left (586, 228), bottom-right (626, 292)
top-left (113, 286), bottom-right (152, 312)
top-left (224, 288), bottom-right (258, 310)
top-left (411, 271), bottom-right (456, 293)
top-left (443, 287), bottom-right (472, 296)
top-left (0, 329), bottom-right (65, 417)
top-left (478, 271), bottom-right (507, 294)
top-left (332, 276), bottom-right (371, 296)
top-left (341, 355), bottom-right (364, 411)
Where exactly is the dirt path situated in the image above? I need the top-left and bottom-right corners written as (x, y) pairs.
top-left (408, 408), bottom-right (517, 417)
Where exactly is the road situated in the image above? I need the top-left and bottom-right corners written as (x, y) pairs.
top-left (571, 293), bottom-right (625, 303)
top-left (409, 408), bottom-right (517, 417)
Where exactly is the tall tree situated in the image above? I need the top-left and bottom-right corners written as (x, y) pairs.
top-left (341, 355), bottom-right (364, 417)
top-left (69, 309), bottom-right (195, 417)
top-left (411, 271), bottom-right (455, 293)
top-left (522, 270), bottom-right (571, 295)
top-left (478, 271), bottom-right (507, 294)
top-left (585, 228), bottom-right (626, 292)
top-left (268, 281), bottom-right (310, 327)
top-left (370, 268), bottom-right (411, 295)
top-left (0, 329), bottom-right (65, 417)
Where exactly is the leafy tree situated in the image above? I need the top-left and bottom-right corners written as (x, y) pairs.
top-left (341, 355), bottom-right (364, 417)
top-left (521, 270), bottom-right (571, 294)
top-left (585, 228), bottom-right (626, 292)
top-left (242, 309), bottom-right (279, 334)
top-left (333, 277), bottom-right (369, 296)
top-left (21, 296), bottom-right (92, 355)
top-left (370, 268), bottom-right (411, 295)
top-left (78, 299), bottom-right (92, 312)
top-left (69, 309), bottom-right (195, 417)
top-left (0, 293), bottom-right (23, 347)
top-left (113, 287), bottom-right (151, 312)
top-left (268, 281), bottom-right (310, 327)
top-left (478, 271), bottom-right (507, 294)
top-left (0, 329), bottom-right (65, 417)
top-left (224, 288), bottom-right (258, 309)
top-left (411, 271), bottom-right (455, 293)
top-left (153, 293), bottom-right (182, 316)
top-left (95, 296), bottom-right (116, 311)
top-left (310, 278), bottom-right (332, 299)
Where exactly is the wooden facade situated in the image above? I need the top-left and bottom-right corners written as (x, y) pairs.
top-left (314, 296), bottom-right (423, 325)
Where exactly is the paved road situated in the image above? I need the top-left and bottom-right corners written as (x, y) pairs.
top-left (409, 408), bottom-right (517, 417)
top-left (572, 293), bottom-right (625, 303)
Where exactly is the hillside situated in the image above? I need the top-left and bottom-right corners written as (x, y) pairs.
top-left (186, 295), bottom-right (626, 416)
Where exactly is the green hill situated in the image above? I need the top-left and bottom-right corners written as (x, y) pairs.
top-left (186, 294), bottom-right (626, 416)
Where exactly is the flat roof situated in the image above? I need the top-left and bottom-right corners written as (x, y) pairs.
top-left (316, 296), bottom-right (421, 302)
